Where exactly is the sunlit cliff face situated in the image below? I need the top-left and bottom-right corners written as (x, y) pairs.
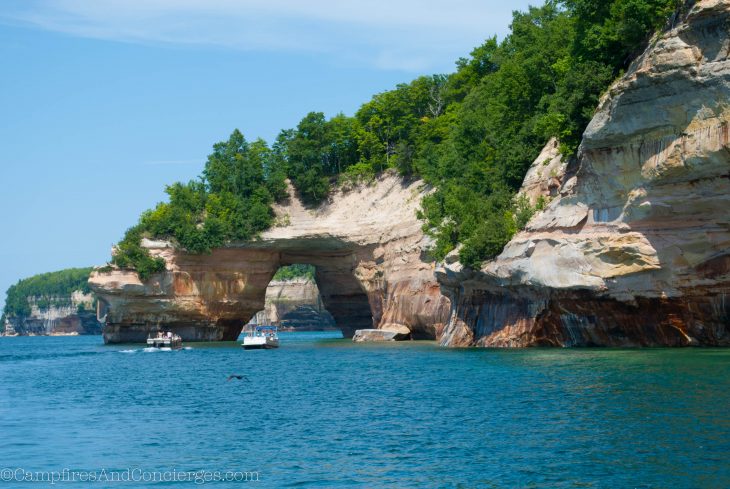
top-left (438, 0), bottom-right (730, 347)
top-left (92, 2), bottom-right (730, 348)
top-left (90, 174), bottom-right (451, 343)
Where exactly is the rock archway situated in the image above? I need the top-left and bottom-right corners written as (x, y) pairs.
top-left (247, 264), bottom-right (336, 331)
top-left (91, 3), bottom-right (730, 347)
top-left (277, 253), bottom-right (373, 337)
top-left (91, 174), bottom-right (452, 343)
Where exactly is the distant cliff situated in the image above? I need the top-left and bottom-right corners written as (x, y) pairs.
top-left (3, 268), bottom-right (102, 336)
top-left (248, 278), bottom-right (336, 330)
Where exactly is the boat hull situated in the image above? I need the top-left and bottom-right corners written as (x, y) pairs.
top-left (146, 338), bottom-right (183, 350)
top-left (241, 337), bottom-right (279, 349)
top-left (242, 342), bottom-right (279, 349)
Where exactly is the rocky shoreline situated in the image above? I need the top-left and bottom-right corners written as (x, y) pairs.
top-left (90, 174), bottom-right (451, 344)
top-left (3, 291), bottom-right (102, 337)
top-left (90, 1), bottom-right (730, 347)
top-left (436, 0), bottom-right (730, 346)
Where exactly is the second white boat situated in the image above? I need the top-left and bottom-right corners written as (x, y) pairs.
top-left (242, 325), bottom-right (279, 349)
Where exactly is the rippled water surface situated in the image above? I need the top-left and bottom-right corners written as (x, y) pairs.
top-left (1, 333), bottom-right (730, 488)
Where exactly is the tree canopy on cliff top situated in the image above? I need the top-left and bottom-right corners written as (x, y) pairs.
top-left (112, 0), bottom-right (683, 276)
top-left (273, 264), bottom-right (316, 282)
top-left (2, 268), bottom-right (93, 319)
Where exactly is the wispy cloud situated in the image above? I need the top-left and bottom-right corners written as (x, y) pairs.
top-left (0, 0), bottom-right (524, 72)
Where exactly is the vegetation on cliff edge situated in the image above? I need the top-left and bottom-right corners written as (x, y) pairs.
top-left (2, 268), bottom-right (94, 320)
top-left (272, 264), bottom-right (316, 282)
top-left (112, 0), bottom-right (684, 274)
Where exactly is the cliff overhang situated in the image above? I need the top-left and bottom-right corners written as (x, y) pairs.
top-left (436, 0), bottom-right (730, 347)
top-left (90, 173), bottom-right (451, 343)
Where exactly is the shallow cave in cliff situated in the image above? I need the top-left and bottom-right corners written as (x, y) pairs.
top-left (248, 263), bottom-right (373, 338)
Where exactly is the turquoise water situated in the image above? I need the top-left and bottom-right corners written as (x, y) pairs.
top-left (1, 333), bottom-right (729, 488)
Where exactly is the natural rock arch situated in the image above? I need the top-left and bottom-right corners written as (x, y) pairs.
top-left (92, 3), bottom-right (730, 347)
top-left (248, 267), bottom-right (337, 331)
top-left (91, 174), bottom-right (451, 343)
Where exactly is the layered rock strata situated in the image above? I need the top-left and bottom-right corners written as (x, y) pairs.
top-left (247, 278), bottom-right (336, 330)
top-left (91, 173), bottom-right (451, 343)
top-left (91, 1), bottom-right (729, 348)
top-left (438, 0), bottom-right (730, 347)
top-left (3, 291), bottom-right (101, 336)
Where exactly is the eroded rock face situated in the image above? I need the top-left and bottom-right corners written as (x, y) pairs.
top-left (4, 291), bottom-right (101, 336)
top-left (92, 2), bottom-right (729, 347)
top-left (91, 173), bottom-right (451, 343)
top-left (247, 278), bottom-right (336, 331)
top-left (438, 0), bottom-right (730, 347)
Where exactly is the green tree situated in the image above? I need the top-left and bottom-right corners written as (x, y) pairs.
top-left (3, 268), bottom-right (94, 319)
top-left (113, 130), bottom-right (278, 272)
top-left (111, 0), bottom-right (682, 276)
top-left (272, 264), bottom-right (316, 281)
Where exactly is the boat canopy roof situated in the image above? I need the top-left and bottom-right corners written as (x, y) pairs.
top-left (255, 326), bottom-right (278, 331)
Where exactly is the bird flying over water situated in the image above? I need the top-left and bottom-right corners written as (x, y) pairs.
top-left (227, 374), bottom-right (248, 381)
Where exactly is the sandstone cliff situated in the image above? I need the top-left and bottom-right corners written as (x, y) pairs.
top-left (247, 278), bottom-right (336, 330)
top-left (438, 0), bottom-right (730, 346)
top-left (3, 290), bottom-right (102, 336)
top-left (91, 1), bottom-right (730, 347)
top-left (90, 173), bottom-right (451, 343)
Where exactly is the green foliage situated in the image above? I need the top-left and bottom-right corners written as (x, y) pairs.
top-left (355, 76), bottom-right (440, 176)
top-left (277, 76), bottom-right (449, 203)
top-left (3, 268), bottom-right (93, 318)
top-left (272, 264), bottom-right (316, 281)
top-left (564, 0), bottom-right (684, 67)
top-left (414, 0), bottom-right (679, 266)
top-left (283, 112), bottom-right (360, 204)
top-left (514, 194), bottom-right (536, 231)
top-left (113, 130), bottom-right (285, 275)
top-left (113, 0), bottom-right (680, 275)
top-left (111, 225), bottom-right (166, 280)
top-left (339, 161), bottom-right (376, 188)
top-left (514, 194), bottom-right (548, 231)
top-left (459, 211), bottom-right (517, 269)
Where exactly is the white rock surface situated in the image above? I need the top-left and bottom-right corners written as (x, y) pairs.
top-left (438, 1), bottom-right (730, 347)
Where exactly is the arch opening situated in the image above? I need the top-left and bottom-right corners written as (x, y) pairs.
top-left (247, 264), bottom-right (339, 334)
top-left (273, 257), bottom-right (375, 338)
top-left (93, 241), bottom-right (448, 344)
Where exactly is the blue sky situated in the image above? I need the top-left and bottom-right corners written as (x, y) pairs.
top-left (0, 0), bottom-right (533, 311)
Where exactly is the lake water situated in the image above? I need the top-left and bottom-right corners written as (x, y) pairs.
top-left (1, 333), bottom-right (729, 488)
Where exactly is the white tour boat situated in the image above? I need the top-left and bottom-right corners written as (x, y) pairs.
top-left (147, 331), bottom-right (183, 350)
top-left (242, 325), bottom-right (279, 350)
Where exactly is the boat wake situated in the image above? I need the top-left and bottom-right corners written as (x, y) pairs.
top-left (118, 346), bottom-right (192, 353)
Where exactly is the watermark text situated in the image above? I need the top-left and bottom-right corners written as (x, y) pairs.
top-left (0, 467), bottom-right (259, 484)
